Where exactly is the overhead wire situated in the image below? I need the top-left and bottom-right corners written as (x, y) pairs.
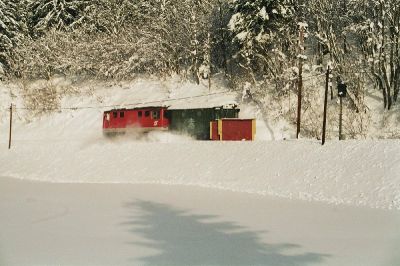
top-left (5, 90), bottom-right (235, 112)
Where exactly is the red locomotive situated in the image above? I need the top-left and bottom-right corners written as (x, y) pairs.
top-left (103, 106), bottom-right (169, 134)
top-left (102, 105), bottom-right (255, 140)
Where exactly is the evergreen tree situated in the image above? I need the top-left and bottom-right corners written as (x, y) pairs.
top-left (228, 0), bottom-right (297, 81)
top-left (210, 0), bottom-right (234, 74)
top-left (0, 0), bottom-right (22, 74)
top-left (27, 0), bottom-right (89, 35)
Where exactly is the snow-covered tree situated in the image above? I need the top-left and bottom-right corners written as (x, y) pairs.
top-left (82, 0), bottom-right (142, 34)
top-left (27, 0), bottom-right (89, 35)
top-left (183, 0), bottom-right (214, 83)
top-left (0, 0), bottom-right (24, 75)
top-left (348, 0), bottom-right (400, 109)
top-left (210, 0), bottom-right (234, 74)
top-left (307, 0), bottom-right (349, 65)
top-left (228, 0), bottom-right (297, 82)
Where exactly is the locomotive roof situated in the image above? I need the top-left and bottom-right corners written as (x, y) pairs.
top-left (167, 106), bottom-right (238, 111)
top-left (104, 106), bottom-right (167, 112)
top-left (167, 103), bottom-right (238, 110)
top-left (104, 104), bottom-right (239, 112)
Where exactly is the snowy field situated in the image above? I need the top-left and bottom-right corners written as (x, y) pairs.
top-left (1, 177), bottom-right (400, 266)
top-left (1, 137), bottom-right (400, 210)
top-left (0, 78), bottom-right (400, 265)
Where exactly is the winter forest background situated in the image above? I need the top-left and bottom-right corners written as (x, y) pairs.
top-left (0, 0), bottom-right (399, 139)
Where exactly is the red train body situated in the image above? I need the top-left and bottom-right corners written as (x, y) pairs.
top-left (103, 107), bottom-right (169, 134)
top-left (103, 105), bottom-right (255, 140)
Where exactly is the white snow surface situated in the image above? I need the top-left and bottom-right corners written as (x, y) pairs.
top-left (0, 76), bottom-right (399, 210)
top-left (1, 178), bottom-right (400, 266)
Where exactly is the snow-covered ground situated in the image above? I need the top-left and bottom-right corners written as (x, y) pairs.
top-left (1, 177), bottom-right (399, 266)
top-left (0, 76), bottom-right (399, 265)
top-left (1, 137), bottom-right (399, 210)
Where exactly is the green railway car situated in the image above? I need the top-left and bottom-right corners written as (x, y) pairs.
top-left (165, 106), bottom-right (239, 140)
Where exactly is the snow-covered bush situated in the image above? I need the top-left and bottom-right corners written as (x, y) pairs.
top-left (12, 28), bottom-right (175, 79)
top-left (21, 81), bottom-right (61, 116)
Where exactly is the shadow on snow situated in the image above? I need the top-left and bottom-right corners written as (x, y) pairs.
top-left (123, 200), bottom-right (329, 266)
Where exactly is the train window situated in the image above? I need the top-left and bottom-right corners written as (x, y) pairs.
top-left (145, 111), bottom-right (150, 117)
top-left (120, 112), bottom-right (125, 118)
top-left (113, 112), bottom-right (117, 118)
top-left (138, 111), bottom-right (142, 118)
top-left (152, 111), bottom-right (160, 120)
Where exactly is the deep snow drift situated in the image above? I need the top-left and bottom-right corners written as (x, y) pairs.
top-left (0, 77), bottom-right (399, 210)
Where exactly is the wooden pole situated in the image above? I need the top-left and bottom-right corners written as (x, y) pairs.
top-left (8, 104), bottom-right (13, 149)
top-left (208, 72), bottom-right (211, 93)
top-left (208, 32), bottom-right (211, 93)
top-left (339, 97), bottom-right (343, 140)
top-left (296, 24), bottom-right (304, 139)
top-left (322, 66), bottom-right (330, 145)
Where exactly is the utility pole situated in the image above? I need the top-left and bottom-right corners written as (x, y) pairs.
top-left (207, 33), bottom-right (211, 92)
top-left (339, 97), bottom-right (343, 140)
top-left (9, 104), bottom-right (13, 149)
top-left (296, 23), bottom-right (305, 139)
top-left (330, 74), bottom-right (334, 100)
top-left (322, 65), bottom-right (330, 145)
top-left (296, 25), bottom-right (304, 138)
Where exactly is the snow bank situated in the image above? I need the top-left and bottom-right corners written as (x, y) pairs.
top-left (0, 138), bottom-right (399, 210)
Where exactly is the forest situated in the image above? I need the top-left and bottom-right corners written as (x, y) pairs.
top-left (0, 0), bottom-right (399, 132)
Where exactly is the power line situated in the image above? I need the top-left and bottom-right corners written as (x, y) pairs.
top-left (10, 72), bottom-right (330, 98)
top-left (7, 90), bottom-right (235, 112)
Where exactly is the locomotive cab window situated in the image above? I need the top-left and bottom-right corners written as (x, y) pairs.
top-left (145, 111), bottom-right (150, 117)
top-left (152, 111), bottom-right (160, 120)
top-left (120, 112), bottom-right (125, 118)
top-left (138, 111), bottom-right (142, 118)
top-left (113, 112), bottom-right (117, 118)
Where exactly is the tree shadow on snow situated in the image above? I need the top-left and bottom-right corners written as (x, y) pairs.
top-left (123, 200), bottom-right (329, 266)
